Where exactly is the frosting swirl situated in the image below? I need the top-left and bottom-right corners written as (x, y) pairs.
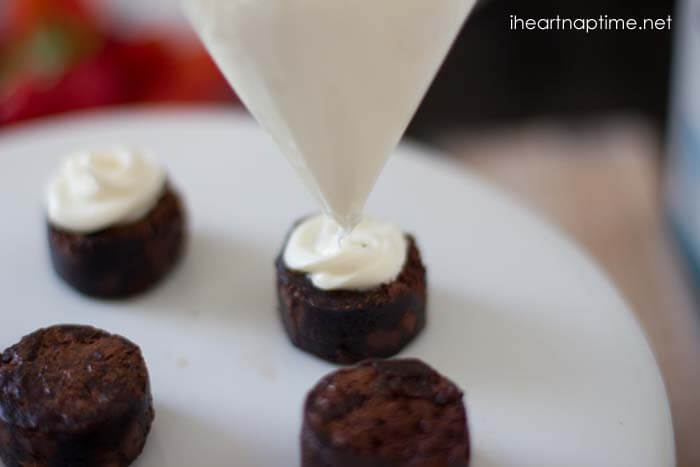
top-left (46, 148), bottom-right (166, 233)
top-left (283, 214), bottom-right (408, 290)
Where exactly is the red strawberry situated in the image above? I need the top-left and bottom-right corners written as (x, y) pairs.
top-left (146, 48), bottom-right (236, 102)
top-left (6, 0), bottom-right (96, 41)
top-left (1, 50), bottom-right (126, 125)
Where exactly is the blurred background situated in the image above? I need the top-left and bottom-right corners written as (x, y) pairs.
top-left (0, 0), bottom-right (676, 133)
top-left (1, 0), bottom-right (698, 465)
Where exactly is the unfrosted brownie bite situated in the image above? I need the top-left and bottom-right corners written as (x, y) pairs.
top-left (0, 325), bottom-right (154, 467)
top-left (301, 359), bottom-right (470, 467)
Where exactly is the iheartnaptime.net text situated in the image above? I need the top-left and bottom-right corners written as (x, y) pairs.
top-left (510, 14), bottom-right (673, 33)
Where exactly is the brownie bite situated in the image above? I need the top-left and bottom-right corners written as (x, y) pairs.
top-left (0, 325), bottom-right (154, 467)
top-left (302, 359), bottom-right (470, 467)
top-left (48, 185), bottom-right (186, 298)
top-left (276, 232), bottom-right (427, 364)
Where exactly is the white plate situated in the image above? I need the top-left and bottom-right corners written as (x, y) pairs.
top-left (0, 108), bottom-right (674, 467)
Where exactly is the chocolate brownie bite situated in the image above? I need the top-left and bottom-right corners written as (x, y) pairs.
top-left (48, 185), bottom-right (186, 298)
top-left (302, 359), bottom-right (470, 467)
top-left (0, 325), bottom-right (154, 467)
top-left (45, 149), bottom-right (187, 298)
top-left (276, 225), bottom-right (427, 364)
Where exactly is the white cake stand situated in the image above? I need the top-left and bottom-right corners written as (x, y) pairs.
top-left (0, 108), bottom-right (674, 467)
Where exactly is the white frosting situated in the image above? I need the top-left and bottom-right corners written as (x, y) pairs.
top-left (46, 148), bottom-right (166, 233)
top-left (183, 0), bottom-right (475, 232)
top-left (283, 214), bottom-right (408, 290)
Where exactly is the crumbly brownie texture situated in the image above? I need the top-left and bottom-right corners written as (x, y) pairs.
top-left (0, 325), bottom-right (154, 467)
top-left (302, 359), bottom-right (470, 467)
top-left (48, 185), bottom-right (186, 298)
top-left (276, 233), bottom-right (427, 364)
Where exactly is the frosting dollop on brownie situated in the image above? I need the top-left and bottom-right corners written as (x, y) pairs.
top-left (283, 214), bottom-right (408, 290)
top-left (46, 148), bottom-right (165, 233)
